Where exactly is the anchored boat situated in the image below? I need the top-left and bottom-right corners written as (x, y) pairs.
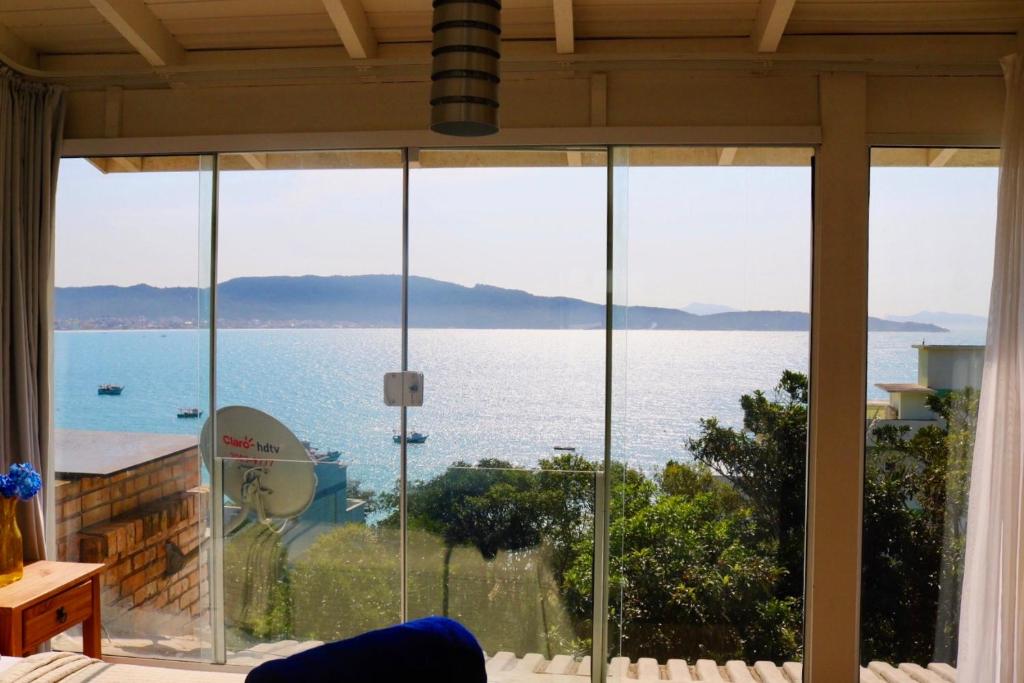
top-left (393, 431), bottom-right (428, 444)
top-left (98, 384), bottom-right (123, 395)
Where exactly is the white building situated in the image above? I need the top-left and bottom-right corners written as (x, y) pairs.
top-left (869, 344), bottom-right (985, 426)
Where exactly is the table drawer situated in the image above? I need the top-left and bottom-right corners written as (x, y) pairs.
top-left (22, 580), bottom-right (93, 650)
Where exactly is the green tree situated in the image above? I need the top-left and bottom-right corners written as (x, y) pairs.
top-left (386, 459), bottom-right (545, 616)
top-left (686, 370), bottom-right (808, 601)
top-left (291, 524), bottom-right (400, 640)
top-left (565, 461), bottom-right (800, 662)
top-left (860, 388), bottom-right (976, 664)
top-left (279, 373), bottom-right (977, 668)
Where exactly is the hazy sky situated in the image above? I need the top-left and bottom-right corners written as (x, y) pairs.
top-left (55, 156), bottom-right (998, 317)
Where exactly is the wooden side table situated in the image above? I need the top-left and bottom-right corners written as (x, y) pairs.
top-left (0, 561), bottom-right (104, 658)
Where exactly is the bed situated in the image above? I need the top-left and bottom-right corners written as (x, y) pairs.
top-left (0, 653), bottom-right (247, 683)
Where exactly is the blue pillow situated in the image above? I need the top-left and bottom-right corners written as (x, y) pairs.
top-left (245, 617), bottom-right (487, 683)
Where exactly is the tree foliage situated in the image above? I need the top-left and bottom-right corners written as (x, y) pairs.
top-left (860, 388), bottom-right (976, 664)
top-left (227, 372), bottom-right (976, 668)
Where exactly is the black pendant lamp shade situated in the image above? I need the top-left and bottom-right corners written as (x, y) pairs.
top-left (430, 0), bottom-right (501, 137)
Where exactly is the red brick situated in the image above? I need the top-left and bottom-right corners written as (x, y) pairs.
top-left (79, 476), bottom-right (105, 494)
top-left (132, 552), bottom-right (146, 571)
top-left (145, 562), bottom-right (163, 581)
top-left (162, 480), bottom-right (182, 497)
top-left (169, 577), bottom-right (187, 599)
top-left (55, 479), bottom-right (79, 502)
top-left (81, 504), bottom-right (111, 527)
top-left (139, 486), bottom-right (162, 505)
top-left (62, 497), bottom-right (82, 519)
top-left (58, 517), bottom-right (81, 540)
top-left (122, 571), bottom-right (147, 597)
top-left (179, 586), bottom-right (199, 609)
top-left (111, 495), bottom-right (139, 517)
top-left (79, 535), bottom-right (106, 562)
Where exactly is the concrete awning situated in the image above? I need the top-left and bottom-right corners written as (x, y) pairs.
top-left (55, 429), bottom-right (198, 477)
top-left (875, 383), bottom-right (935, 395)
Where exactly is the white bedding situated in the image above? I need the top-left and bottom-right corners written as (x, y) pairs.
top-left (0, 653), bottom-right (246, 683)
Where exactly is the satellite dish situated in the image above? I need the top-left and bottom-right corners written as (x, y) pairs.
top-left (201, 406), bottom-right (317, 534)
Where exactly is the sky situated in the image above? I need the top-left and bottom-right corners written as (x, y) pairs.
top-left (54, 156), bottom-right (998, 317)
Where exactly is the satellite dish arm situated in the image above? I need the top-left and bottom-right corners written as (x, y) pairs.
top-left (222, 467), bottom-right (296, 536)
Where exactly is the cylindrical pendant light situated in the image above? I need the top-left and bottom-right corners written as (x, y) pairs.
top-left (430, 0), bottom-right (501, 137)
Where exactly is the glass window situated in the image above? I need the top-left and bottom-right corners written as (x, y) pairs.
top-left (861, 148), bottom-right (998, 669)
top-left (214, 151), bottom-right (404, 662)
top-left (611, 147), bottom-right (813, 675)
top-left (406, 149), bottom-right (607, 665)
top-left (53, 155), bottom-right (214, 660)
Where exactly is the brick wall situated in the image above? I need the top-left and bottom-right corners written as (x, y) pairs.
top-left (55, 447), bottom-right (208, 634)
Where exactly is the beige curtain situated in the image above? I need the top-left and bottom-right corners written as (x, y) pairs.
top-left (0, 67), bottom-right (66, 562)
top-left (956, 53), bottom-right (1024, 681)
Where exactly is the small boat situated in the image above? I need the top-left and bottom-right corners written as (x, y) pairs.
top-left (98, 384), bottom-right (123, 395)
top-left (177, 408), bottom-right (202, 419)
top-left (553, 446), bottom-right (577, 452)
top-left (393, 431), bottom-right (428, 444)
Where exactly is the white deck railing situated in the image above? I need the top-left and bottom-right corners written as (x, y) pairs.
top-left (53, 634), bottom-right (959, 682)
top-left (486, 653), bottom-right (958, 682)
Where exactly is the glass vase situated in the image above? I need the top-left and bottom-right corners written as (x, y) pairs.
top-left (0, 497), bottom-right (24, 588)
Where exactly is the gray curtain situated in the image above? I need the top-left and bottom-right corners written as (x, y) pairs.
top-left (0, 67), bottom-right (65, 562)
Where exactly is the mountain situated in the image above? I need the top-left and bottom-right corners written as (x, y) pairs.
top-left (55, 275), bottom-right (947, 333)
top-left (887, 310), bottom-right (988, 330)
top-left (681, 302), bottom-right (738, 315)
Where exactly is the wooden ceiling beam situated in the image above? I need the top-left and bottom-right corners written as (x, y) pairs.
top-left (553, 0), bottom-right (575, 55)
top-left (717, 147), bottom-right (739, 165)
top-left (85, 158), bottom-right (110, 174)
top-left (89, 0), bottom-right (185, 67)
top-left (0, 22), bottom-right (38, 71)
top-left (752, 0), bottom-right (797, 53)
top-left (25, 35), bottom-right (1014, 87)
top-left (239, 152), bottom-right (268, 170)
top-left (928, 148), bottom-right (958, 167)
top-left (321, 0), bottom-right (377, 59)
top-left (108, 156), bottom-right (143, 172)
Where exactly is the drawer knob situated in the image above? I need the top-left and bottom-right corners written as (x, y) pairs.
top-left (56, 607), bottom-right (68, 624)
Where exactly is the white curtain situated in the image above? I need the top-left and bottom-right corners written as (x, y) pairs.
top-left (0, 67), bottom-right (65, 562)
top-left (957, 52), bottom-right (1024, 681)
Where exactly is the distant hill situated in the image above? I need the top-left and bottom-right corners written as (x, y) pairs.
top-left (55, 275), bottom-right (947, 332)
top-left (681, 302), bottom-right (738, 315)
top-left (887, 310), bottom-right (988, 331)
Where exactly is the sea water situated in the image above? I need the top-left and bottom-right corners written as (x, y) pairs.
top-left (54, 328), bottom-right (985, 494)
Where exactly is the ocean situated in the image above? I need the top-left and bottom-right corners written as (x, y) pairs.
top-left (54, 328), bottom-right (986, 495)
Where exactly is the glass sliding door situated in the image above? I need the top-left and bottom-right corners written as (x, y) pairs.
top-left (609, 147), bottom-right (813, 678)
top-left (52, 144), bottom-right (822, 676)
top-left (53, 155), bottom-right (215, 661)
top-left (406, 149), bottom-right (607, 668)
top-left (213, 150), bottom-right (404, 663)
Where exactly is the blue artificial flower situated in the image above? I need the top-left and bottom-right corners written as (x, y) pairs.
top-left (0, 473), bottom-right (13, 499)
top-left (3, 463), bottom-right (41, 501)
